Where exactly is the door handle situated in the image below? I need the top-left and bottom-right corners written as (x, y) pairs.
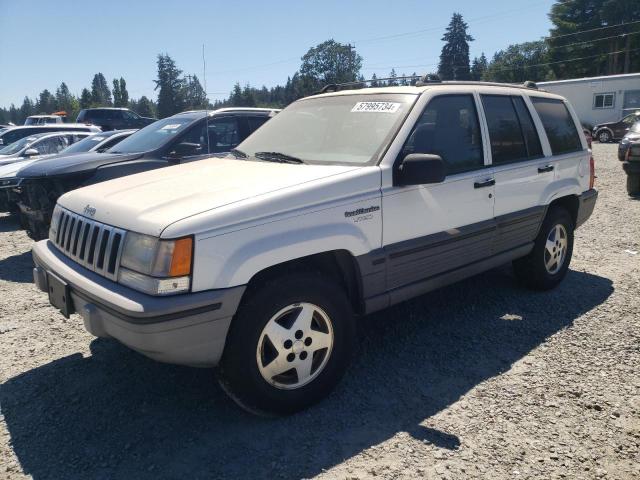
top-left (474, 178), bottom-right (495, 188)
top-left (538, 165), bottom-right (554, 173)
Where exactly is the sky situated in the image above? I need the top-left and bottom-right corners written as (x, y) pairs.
top-left (0, 0), bottom-right (556, 108)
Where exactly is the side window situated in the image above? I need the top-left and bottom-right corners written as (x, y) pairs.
top-left (512, 97), bottom-right (543, 158)
top-left (247, 116), bottom-right (269, 134)
top-left (123, 111), bottom-right (138, 120)
top-left (481, 95), bottom-right (543, 165)
top-left (208, 117), bottom-right (241, 153)
top-left (481, 95), bottom-right (528, 164)
top-left (33, 138), bottom-right (59, 155)
top-left (402, 94), bottom-right (483, 175)
top-left (170, 123), bottom-right (208, 158)
top-left (531, 97), bottom-right (582, 155)
top-left (98, 135), bottom-right (126, 152)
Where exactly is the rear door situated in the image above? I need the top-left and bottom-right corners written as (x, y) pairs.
top-left (481, 93), bottom-right (550, 253)
top-left (207, 116), bottom-right (242, 154)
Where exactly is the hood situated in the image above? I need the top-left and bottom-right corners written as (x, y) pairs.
top-left (17, 152), bottom-right (144, 179)
top-left (58, 157), bottom-right (366, 236)
top-left (0, 159), bottom-right (37, 180)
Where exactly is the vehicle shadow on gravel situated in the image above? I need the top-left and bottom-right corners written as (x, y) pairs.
top-left (1, 268), bottom-right (613, 480)
top-left (0, 251), bottom-right (33, 283)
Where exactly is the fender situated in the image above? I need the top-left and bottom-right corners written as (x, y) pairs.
top-left (192, 209), bottom-right (381, 291)
top-left (594, 126), bottom-right (614, 140)
top-left (542, 177), bottom-right (582, 205)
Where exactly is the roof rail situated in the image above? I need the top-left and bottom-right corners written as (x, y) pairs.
top-left (315, 74), bottom-right (423, 95)
top-left (315, 76), bottom-right (540, 94)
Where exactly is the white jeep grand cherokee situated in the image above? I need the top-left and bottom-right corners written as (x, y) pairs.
top-left (32, 81), bottom-right (597, 414)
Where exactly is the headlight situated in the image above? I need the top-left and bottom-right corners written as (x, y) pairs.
top-left (119, 232), bottom-right (193, 295)
top-left (49, 205), bottom-right (63, 242)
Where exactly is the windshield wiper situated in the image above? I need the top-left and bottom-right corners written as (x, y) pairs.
top-left (230, 148), bottom-right (248, 158)
top-left (254, 151), bottom-right (305, 164)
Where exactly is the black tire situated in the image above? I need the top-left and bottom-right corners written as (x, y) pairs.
top-left (627, 173), bottom-right (640, 197)
top-left (597, 130), bottom-right (611, 143)
top-left (218, 272), bottom-right (355, 415)
top-left (513, 207), bottom-right (574, 291)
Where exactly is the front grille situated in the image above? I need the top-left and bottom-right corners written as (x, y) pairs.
top-left (51, 207), bottom-right (126, 281)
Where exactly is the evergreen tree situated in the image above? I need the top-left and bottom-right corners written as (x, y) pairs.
top-left (91, 73), bottom-right (112, 106)
top-left (112, 79), bottom-right (122, 107)
top-left (80, 88), bottom-right (92, 109)
top-left (370, 73), bottom-right (379, 87)
top-left (470, 53), bottom-right (488, 81)
top-left (183, 75), bottom-right (208, 110)
top-left (135, 96), bottom-right (156, 117)
top-left (19, 97), bottom-right (35, 122)
top-left (36, 89), bottom-right (57, 114)
top-left (119, 77), bottom-right (129, 107)
top-left (55, 82), bottom-right (79, 119)
top-left (154, 54), bottom-right (185, 118)
top-left (438, 13), bottom-right (474, 80)
top-left (483, 41), bottom-right (552, 82)
top-left (548, 0), bottom-right (640, 78)
top-left (388, 69), bottom-right (399, 86)
top-left (241, 84), bottom-right (256, 107)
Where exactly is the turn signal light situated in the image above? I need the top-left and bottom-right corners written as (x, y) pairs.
top-left (169, 237), bottom-right (193, 277)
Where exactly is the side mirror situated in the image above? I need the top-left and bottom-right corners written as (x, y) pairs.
top-left (23, 148), bottom-right (39, 157)
top-left (168, 142), bottom-right (201, 159)
top-left (396, 154), bottom-right (446, 186)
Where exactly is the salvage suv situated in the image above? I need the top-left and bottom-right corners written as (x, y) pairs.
top-left (32, 80), bottom-right (597, 415)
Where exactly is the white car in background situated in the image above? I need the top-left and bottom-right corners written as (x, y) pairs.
top-left (0, 131), bottom-right (91, 166)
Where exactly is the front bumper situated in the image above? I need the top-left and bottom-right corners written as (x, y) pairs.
top-left (576, 189), bottom-right (598, 229)
top-left (32, 240), bottom-right (246, 367)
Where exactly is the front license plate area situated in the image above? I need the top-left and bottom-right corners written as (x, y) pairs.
top-left (47, 272), bottom-right (75, 318)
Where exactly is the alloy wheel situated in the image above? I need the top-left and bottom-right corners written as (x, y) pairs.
top-left (256, 302), bottom-right (334, 390)
top-left (544, 224), bottom-right (568, 274)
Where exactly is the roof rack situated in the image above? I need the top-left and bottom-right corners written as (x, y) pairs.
top-left (316, 74), bottom-right (540, 94)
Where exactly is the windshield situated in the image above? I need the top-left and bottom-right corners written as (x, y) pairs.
top-left (235, 93), bottom-right (416, 165)
top-left (60, 133), bottom-right (108, 154)
top-left (0, 135), bottom-right (36, 155)
top-left (107, 117), bottom-right (196, 154)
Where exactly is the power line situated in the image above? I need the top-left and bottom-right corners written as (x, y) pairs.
top-left (548, 19), bottom-right (640, 40)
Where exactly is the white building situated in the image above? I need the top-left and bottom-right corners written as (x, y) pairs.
top-left (538, 73), bottom-right (640, 127)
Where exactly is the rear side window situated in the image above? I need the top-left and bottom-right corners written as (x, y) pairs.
top-left (481, 95), bottom-right (542, 164)
top-left (403, 94), bottom-right (484, 175)
top-left (531, 97), bottom-right (582, 155)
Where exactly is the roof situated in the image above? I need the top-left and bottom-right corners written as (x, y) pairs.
top-left (1, 124), bottom-right (100, 131)
top-left (538, 72), bottom-right (640, 86)
top-left (81, 107), bottom-right (131, 111)
top-left (174, 107), bottom-right (280, 118)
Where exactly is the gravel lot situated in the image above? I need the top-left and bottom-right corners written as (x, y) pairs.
top-left (0, 143), bottom-right (638, 480)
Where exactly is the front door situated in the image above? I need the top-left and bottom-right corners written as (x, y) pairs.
top-left (382, 93), bottom-right (495, 292)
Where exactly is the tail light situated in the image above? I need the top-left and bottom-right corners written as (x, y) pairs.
top-left (589, 154), bottom-right (595, 189)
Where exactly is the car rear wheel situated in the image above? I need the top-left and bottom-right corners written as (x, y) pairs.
top-left (217, 272), bottom-right (355, 415)
top-left (597, 130), bottom-right (611, 143)
top-left (513, 207), bottom-right (574, 290)
top-left (627, 173), bottom-right (640, 197)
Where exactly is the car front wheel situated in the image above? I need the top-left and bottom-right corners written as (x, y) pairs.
top-left (218, 272), bottom-right (355, 415)
top-left (597, 130), bottom-right (611, 143)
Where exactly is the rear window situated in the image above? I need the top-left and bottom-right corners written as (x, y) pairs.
top-left (531, 97), bottom-right (582, 155)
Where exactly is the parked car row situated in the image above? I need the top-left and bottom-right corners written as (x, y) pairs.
top-left (24, 80), bottom-right (597, 415)
top-left (0, 108), bottom-right (278, 238)
top-left (593, 111), bottom-right (640, 143)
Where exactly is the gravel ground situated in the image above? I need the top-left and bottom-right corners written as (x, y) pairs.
top-left (0, 143), bottom-right (638, 480)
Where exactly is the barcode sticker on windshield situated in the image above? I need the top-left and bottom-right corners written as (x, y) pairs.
top-left (351, 102), bottom-right (401, 113)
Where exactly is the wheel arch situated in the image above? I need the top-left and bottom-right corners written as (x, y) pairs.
top-left (242, 250), bottom-right (365, 315)
top-left (594, 126), bottom-right (614, 141)
top-left (548, 194), bottom-right (579, 227)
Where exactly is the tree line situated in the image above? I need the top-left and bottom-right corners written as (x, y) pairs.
top-left (2, 0), bottom-right (638, 124)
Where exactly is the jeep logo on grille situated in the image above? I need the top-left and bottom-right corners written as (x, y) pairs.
top-left (83, 205), bottom-right (96, 217)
